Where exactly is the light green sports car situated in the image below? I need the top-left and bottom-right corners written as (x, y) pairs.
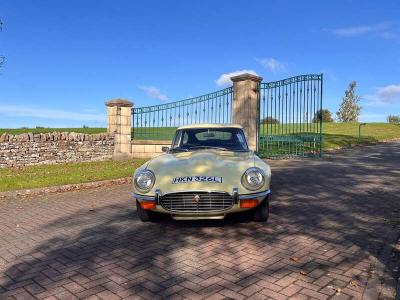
top-left (132, 124), bottom-right (271, 222)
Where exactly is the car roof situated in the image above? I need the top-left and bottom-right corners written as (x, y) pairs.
top-left (177, 123), bottom-right (244, 130)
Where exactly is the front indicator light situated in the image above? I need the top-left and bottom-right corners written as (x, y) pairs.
top-left (140, 201), bottom-right (156, 210)
top-left (240, 199), bottom-right (259, 208)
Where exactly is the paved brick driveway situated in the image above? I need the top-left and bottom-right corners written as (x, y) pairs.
top-left (1, 142), bottom-right (400, 300)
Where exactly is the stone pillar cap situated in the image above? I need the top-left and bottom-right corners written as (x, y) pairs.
top-left (105, 98), bottom-right (133, 107)
top-left (230, 73), bottom-right (263, 83)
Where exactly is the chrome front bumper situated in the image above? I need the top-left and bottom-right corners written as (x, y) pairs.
top-left (132, 189), bottom-right (271, 220)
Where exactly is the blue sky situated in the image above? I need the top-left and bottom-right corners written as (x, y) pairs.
top-left (0, 0), bottom-right (399, 128)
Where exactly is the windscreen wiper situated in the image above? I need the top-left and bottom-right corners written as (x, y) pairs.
top-left (188, 146), bottom-right (230, 151)
top-left (170, 147), bottom-right (189, 152)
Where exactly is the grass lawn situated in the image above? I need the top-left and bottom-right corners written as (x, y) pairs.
top-left (322, 123), bottom-right (400, 149)
top-left (0, 128), bottom-right (107, 135)
top-left (134, 123), bottom-right (400, 149)
top-left (0, 159), bottom-right (146, 192)
top-left (133, 127), bottom-right (176, 141)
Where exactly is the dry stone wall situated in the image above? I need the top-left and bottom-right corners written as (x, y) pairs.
top-left (0, 132), bottom-right (114, 168)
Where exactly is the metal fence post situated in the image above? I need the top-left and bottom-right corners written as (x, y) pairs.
top-left (105, 99), bottom-right (133, 160)
top-left (319, 73), bottom-right (324, 158)
top-left (230, 73), bottom-right (263, 151)
top-left (358, 123), bottom-right (366, 142)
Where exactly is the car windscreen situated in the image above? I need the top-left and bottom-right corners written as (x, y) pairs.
top-left (171, 128), bottom-right (249, 152)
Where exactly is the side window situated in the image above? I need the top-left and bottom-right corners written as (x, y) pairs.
top-left (236, 132), bottom-right (248, 149)
top-left (182, 132), bottom-right (189, 145)
top-left (172, 131), bottom-right (182, 148)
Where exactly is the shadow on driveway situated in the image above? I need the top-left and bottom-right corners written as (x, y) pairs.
top-left (1, 142), bottom-right (400, 299)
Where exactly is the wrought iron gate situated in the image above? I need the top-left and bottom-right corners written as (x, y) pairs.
top-left (132, 87), bottom-right (233, 140)
top-left (258, 74), bottom-right (323, 159)
top-left (132, 74), bottom-right (323, 159)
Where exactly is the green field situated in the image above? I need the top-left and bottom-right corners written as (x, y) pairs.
top-left (133, 127), bottom-right (176, 141)
top-left (0, 159), bottom-right (146, 192)
top-left (1, 123), bottom-right (398, 149)
top-left (0, 127), bottom-right (107, 135)
top-left (323, 123), bottom-right (400, 149)
top-left (260, 122), bottom-right (400, 149)
top-left (134, 123), bottom-right (400, 159)
top-left (321, 123), bottom-right (400, 149)
top-left (134, 123), bottom-right (400, 150)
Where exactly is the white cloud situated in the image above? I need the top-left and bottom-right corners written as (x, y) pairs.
top-left (139, 86), bottom-right (168, 102)
top-left (327, 22), bottom-right (397, 38)
top-left (215, 70), bottom-right (258, 86)
top-left (376, 85), bottom-right (400, 101)
top-left (364, 84), bottom-right (400, 106)
top-left (256, 58), bottom-right (287, 73)
top-left (0, 105), bottom-right (105, 121)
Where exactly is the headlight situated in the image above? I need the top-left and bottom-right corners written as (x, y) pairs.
top-left (134, 170), bottom-right (155, 193)
top-left (241, 167), bottom-right (265, 191)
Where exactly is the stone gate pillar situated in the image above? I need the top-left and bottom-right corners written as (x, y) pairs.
top-left (105, 99), bottom-right (133, 160)
top-left (231, 73), bottom-right (263, 151)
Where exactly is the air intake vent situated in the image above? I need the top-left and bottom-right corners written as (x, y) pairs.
top-left (160, 192), bottom-right (233, 212)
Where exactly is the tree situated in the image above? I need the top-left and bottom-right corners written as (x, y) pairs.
top-left (336, 81), bottom-right (361, 122)
top-left (313, 109), bottom-right (334, 123)
top-left (387, 115), bottom-right (400, 124)
top-left (261, 116), bottom-right (279, 124)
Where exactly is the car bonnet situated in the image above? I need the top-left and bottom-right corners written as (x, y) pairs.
top-left (145, 150), bottom-right (256, 195)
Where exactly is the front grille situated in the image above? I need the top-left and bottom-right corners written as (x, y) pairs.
top-left (160, 192), bottom-right (234, 212)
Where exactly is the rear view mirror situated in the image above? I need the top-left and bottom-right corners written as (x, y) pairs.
top-left (203, 132), bottom-right (215, 138)
top-left (162, 146), bottom-right (169, 152)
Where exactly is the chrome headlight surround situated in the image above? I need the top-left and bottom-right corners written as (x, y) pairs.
top-left (241, 167), bottom-right (265, 191)
top-left (134, 169), bottom-right (155, 193)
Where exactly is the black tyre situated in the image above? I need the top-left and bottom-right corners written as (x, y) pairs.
top-left (136, 200), bottom-right (157, 222)
top-left (252, 196), bottom-right (270, 222)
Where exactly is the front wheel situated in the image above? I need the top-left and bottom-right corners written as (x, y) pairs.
top-left (252, 196), bottom-right (270, 222)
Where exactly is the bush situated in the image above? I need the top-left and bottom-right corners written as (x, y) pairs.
top-left (261, 116), bottom-right (279, 124)
top-left (387, 115), bottom-right (400, 124)
top-left (313, 109), bottom-right (334, 123)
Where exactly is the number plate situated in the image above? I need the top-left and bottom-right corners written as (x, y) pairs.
top-left (172, 176), bottom-right (223, 184)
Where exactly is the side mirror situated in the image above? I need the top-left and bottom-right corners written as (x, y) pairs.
top-left (162, 146), bottom-right (170, 153)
